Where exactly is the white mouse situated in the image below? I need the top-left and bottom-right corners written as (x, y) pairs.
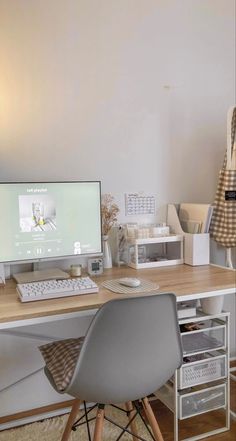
top-left (118, 277), bottom-right (141, 288)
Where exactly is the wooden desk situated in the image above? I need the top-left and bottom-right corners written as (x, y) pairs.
top-left (0, 264), bottom-right (235, 430)
top-left (0, 264), bottom-right (235, 327)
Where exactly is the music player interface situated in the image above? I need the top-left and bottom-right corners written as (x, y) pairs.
top-left (0, 182), bottom-right (102, 262)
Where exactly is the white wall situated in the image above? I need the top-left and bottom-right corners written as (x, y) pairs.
top-left (0, 0), bottom-right (235, 349)
top-left (0, 0), bottom-right (234, 213)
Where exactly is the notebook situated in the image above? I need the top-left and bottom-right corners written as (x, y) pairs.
top-left (180, 219), bottom-right (202, 234)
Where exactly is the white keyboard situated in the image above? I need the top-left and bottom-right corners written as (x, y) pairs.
top-left (17, 277), bottom-right (99, 302)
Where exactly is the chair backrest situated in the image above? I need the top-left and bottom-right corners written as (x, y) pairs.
top-left (66, 293), bottom-right (183, 404)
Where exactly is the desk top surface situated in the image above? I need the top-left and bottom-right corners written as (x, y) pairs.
top-left (0, 265), bottom-right (235, 324)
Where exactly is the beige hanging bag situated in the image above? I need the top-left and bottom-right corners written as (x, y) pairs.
top-left (210, 106), bottom-right (236, 248)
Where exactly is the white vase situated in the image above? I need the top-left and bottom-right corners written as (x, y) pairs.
top-left (200, 295), bottom-right (224, 315)
top-left (102, 235), bottom-right (112, 269)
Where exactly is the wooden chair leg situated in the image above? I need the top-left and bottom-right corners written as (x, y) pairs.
top-left (61, 399), bottom-right (81, 441)
top-left (141, 397), bottom-right (164, 441)
top-left (93, 405), bottom-right (105, 441)
top-left (125, 401), bottom-right (139, 441)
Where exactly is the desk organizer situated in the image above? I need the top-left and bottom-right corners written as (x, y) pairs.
top-left (126, 234), bottom-right (184, 269)
top-left (167, 204), bottom-right (210, 266)
top-left (114, 222), bottom-right (184, 269)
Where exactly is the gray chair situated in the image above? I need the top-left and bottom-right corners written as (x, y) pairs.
top-left (43, 293), bottom-right (183, 441)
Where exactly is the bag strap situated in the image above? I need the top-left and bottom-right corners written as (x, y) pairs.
top-left (231, 107), bottom-right (236, 169)
top-left (226, 106), bottom-right (236, 169)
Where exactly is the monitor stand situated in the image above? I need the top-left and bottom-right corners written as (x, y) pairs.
top-left (13, 267), bottom-right (70, 284)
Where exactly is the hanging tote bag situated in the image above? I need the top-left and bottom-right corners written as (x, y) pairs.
top-left (210, 106), bottom-right (236, 248)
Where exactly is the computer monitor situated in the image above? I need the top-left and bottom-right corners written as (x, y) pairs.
top-left (0, 181), bottom-right (102, 266)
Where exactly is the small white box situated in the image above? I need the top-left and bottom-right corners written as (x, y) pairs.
top-left (184, 233), bottom-right (209, 266)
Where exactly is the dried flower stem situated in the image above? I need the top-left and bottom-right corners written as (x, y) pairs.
top-left (101, 194), bottom-right (119, 236)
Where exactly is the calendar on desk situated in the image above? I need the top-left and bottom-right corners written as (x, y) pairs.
top-left (125, 193), bottom-right (155, 215)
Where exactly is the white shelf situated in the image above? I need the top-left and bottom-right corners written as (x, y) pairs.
top-left (128, 258), bottom-right (184, 269)
top-left (127, 234), bottom-right (183, 245)
top-left (127, 233), bottom-right (184, 269)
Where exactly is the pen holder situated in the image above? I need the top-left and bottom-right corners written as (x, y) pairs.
top-left (167, 204), bottom-right (210, 266)
top-left (184, 233), bottom-right (210, 266)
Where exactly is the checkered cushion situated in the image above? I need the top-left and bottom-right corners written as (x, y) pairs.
top-left (39, 337), bottom-right (84, 392)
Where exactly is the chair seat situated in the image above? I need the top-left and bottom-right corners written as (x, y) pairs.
top-left (39, 337), bottom-right (84, 392)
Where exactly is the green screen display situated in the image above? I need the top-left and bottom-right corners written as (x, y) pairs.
top-left (0, 182), bottom-right (102, 262)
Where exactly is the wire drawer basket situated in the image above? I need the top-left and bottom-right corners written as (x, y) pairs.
top-left (179, 383), bottom-right (226, 419)
top-left (179, 354), bottom-right (226, 388)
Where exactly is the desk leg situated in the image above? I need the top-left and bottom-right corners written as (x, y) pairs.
top-left (226, 313), bottom-right (231, 431)
top-left (174, 370), bottom-right (178, 441)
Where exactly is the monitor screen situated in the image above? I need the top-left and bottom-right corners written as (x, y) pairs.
top-left (0, 181), bottom-right (102, 263)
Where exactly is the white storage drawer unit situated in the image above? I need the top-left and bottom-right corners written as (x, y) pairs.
top-left (181, 319), bottom-right (226, 355)
top-left (179, 383), bottom-right (226, 419)
top-left (179, 353), bottom-right (227, 389)
top-left (155, 311), bottom-right (230, 440)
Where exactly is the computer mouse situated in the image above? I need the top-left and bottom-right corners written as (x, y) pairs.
top-left (118, 277), bottom-right (141, 288)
